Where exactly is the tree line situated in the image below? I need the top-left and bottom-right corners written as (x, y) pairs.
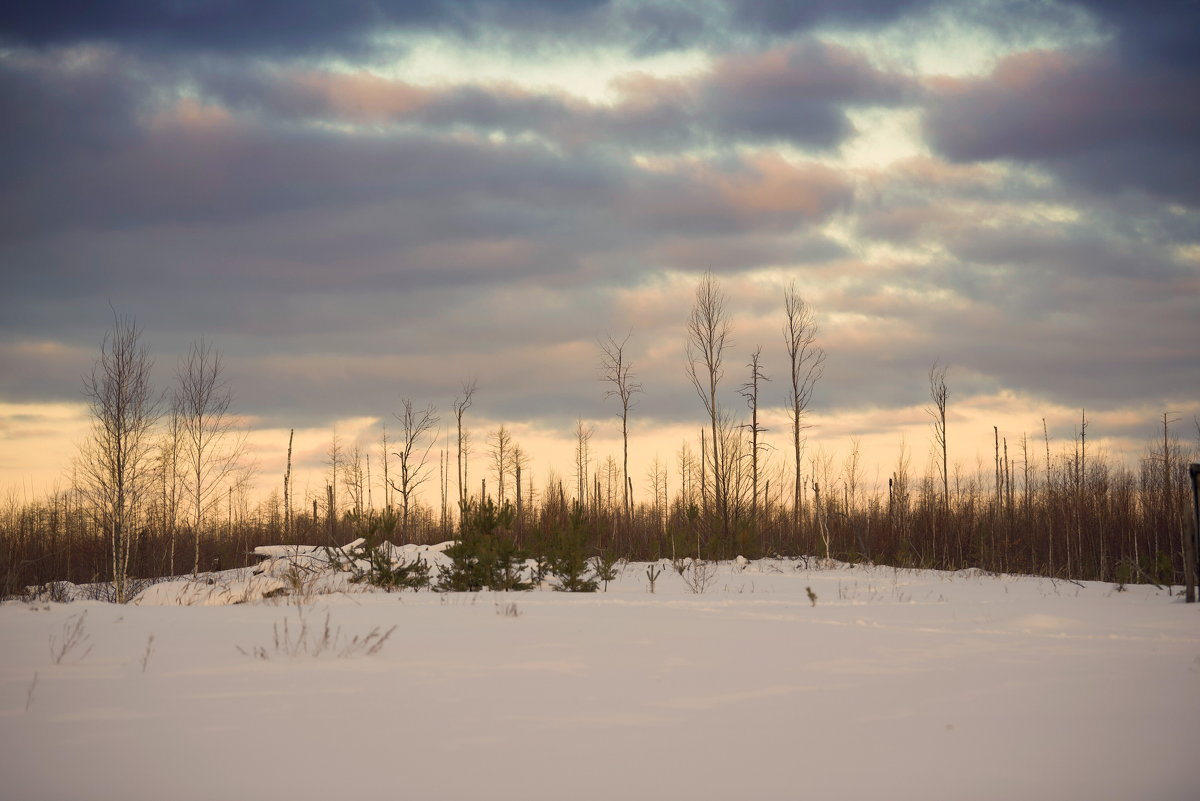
top-left (2, 277), bottom-right (1198, 599)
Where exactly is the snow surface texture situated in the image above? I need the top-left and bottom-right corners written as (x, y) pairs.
top-left (2, 557), bottom-right (1197, 801)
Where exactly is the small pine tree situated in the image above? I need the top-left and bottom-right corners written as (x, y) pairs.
top-left (591, 550), bottom-right (619, 592)
top-left (346, 509), bottom-right (430, 591)
top-left (551, 505), bottom-right (598, 592)
top-left (438, 498), bottom-right (531, 591)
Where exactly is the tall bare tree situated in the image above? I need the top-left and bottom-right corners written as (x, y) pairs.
top-left (453, 379), bottom-right (477, 508)
top-left (783, 282), bottom-right (825, 535)
top-left (686, 271), bottom-right (733, 539)
top-left (928, 362), bottom-right (949, 513)
top-left (740, 346), bottom-right (770, 528)
top-left (78, 313), bottom-right (160, 602)
top-left (599, 332), bottom-right (642, 523)
top-left (388, 399), bottom-right (440, 538)
top-left (176, 338), bottom-right (245, 576)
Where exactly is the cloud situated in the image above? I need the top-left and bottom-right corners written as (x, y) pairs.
top-left (194, 39), bottom-right (914, 153)
top-left (698, 40), bottom-right (915, 147)
top-left (924, 45), bottom-right (1200, 204)
top-left (0, 341), bottom-right (94, 404)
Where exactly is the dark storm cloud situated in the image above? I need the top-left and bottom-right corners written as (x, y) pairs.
top-left (0, 0), bottom-right (613, 57)
top-left (1076, 0), bottom-right (1200, 70)
top-left (727, 0), bottom-right (937, 35)
top-left (924, 0), bottom-right (1200, 206)
top-left (0, 0), bottom-right (951, 61)
top-left (0, 50), bottom-right (150, 186)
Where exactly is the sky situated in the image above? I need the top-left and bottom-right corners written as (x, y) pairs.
top-left (1, 0), bottom-right (1197, 508)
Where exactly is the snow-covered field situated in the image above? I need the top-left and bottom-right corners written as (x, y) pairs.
top-left (2, 557), bottom-right (1197, 800)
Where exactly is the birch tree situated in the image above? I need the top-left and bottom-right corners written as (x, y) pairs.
top-left (78, 313), bottom-right (160, 602)
top-left (176, 338), bottom-right (245, 576)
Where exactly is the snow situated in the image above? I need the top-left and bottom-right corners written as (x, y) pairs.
top-left (2, 557), bottom-right (1197, 800)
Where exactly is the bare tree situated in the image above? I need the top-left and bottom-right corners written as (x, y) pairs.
top-left (686, 271), bottom-right (733, 540)
top-left (343, 441), bottom-right (366, 519)
top-left (176, 338), bottom-right (245, 576)
top-left (378, 425), bottom-right (392, 509)
top-left (677, 440), bottom-right (698, 513)
top-left (574, 418), bottom-right (594, 505)
top-left (453, 379), bottom-right (477, 508)
top-left (602, 454), bottom-right (620, 510)
top-left (157, 396), bottom-right (183, 575)
top-left (740, 346), bottom-right (770, 528)
top-left (325, 428), bottom-right (342, 537)
top-left (599, 332), bottom-right (643, 523)
top-left (283, 428), bottom-right (294, 541)
top-left (388, 399), bottom-right (440, 538)
top-left (783, 282), bottom-right (825, 535)
top-left (928, 362), bottom-right (949, 513)
top-left (511, 443), bottom-right (530, 524)
top-left (647, 455), bottom-right (668, 534)
top-left (78, 313), bottom-right (160, 602)
top-left (489, 425), bottom-right (513, 503)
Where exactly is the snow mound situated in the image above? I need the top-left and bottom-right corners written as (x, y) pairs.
top-left (128, 540), bottom-right (457, 605)
top-left (131, 574), bottom-right (290, 606)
